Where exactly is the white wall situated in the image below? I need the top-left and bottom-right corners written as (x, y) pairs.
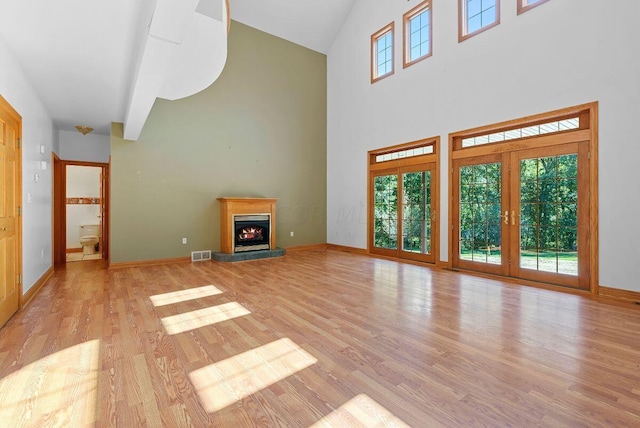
top-left (0, 36), bottom-right (54, 293)
top-left (66, 166), bottom-right (101, 249)
top-left (58, 130), bottom-right (110, 163)
top-left (327, 0), bottom-right (640, 292)
top-left (52, 127), bottom-right (60, 156)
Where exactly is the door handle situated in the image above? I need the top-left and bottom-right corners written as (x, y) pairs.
top-left (500, 210), bottom-right (509, 224)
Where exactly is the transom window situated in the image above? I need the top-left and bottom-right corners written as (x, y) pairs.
top-left (518, 0), bottom-right (551, 15)
top-left (459, 0), bottom-right (500, 42)
top-left (371, 22), bottom-right (394, 83)
top-left (374, 145), bottom-right (434, 163)
top-left (461, 117), bottom-right (579, 148)
top-left (403, 1), bottom-right (432, 68)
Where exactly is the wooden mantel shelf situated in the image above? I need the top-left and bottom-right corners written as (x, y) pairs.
top-left (217, 197), bottom-right (278, 254)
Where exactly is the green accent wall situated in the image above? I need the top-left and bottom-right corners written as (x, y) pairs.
top-left (110, 22), bottom-right (327, 263)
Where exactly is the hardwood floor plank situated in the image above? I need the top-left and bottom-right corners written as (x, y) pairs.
top-left (0, 252), bottom-right (639, 427)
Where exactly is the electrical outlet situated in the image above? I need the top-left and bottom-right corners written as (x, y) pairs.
top-left (290, 231), bottom-right (294, 237)
top-left (182, 237), bottom-right (187, 244)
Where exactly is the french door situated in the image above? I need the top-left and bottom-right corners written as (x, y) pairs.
top-left (453, 141), bottom-right (590, 289)
top-left (371, 162), bottom-right (437, 263)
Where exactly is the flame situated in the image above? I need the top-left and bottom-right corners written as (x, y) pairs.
top-left (239, 226), bottom-right (263, 241)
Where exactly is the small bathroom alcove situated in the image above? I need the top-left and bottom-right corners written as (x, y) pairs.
top-left (65, 165), bottom-right (102, 261)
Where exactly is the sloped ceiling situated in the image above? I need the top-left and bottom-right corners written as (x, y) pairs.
top-left (0, 0), bottom-right (356, 139)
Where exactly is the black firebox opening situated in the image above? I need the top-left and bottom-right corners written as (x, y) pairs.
top-left (234, 215), bottom-right (270, 252)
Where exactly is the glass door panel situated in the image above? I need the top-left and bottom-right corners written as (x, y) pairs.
top-left (459, 163), bottom-right (503, 264)
top-left (402, 170), bottom-right (431, 254)
top-left (370, 162), bottom-right (437, 263)
top-left (519, 154), bottom-right (578, 275)
top-left (452, 154), bottom-right (510, 275)
top-left (373, 174), bottom-right (398, 250)
top-left (512, 142), bottom-right (588, 289)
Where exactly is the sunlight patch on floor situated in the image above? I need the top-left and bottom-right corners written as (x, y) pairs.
top-left (189, 338), bottom-right (317, 412)
top-left (310, 394), bottom-right (410, 428)
top-left (161, 302), bottom-right (250, 335)
top-left (0, 339), bottom-right (100, 426)
top-left (150, 285), bottom-right (223, 307)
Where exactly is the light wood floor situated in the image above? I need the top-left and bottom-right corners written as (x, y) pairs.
top-left (1, 249), bottom-right (639, 427)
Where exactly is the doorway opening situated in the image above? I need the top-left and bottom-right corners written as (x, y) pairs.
top-left (53, 157), bottom-right (109, 265)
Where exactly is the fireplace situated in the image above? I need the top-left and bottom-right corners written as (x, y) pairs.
top-left (234, 215), bottom-right (270, 252)
top-left (217, 197), bottom-right (278, 254)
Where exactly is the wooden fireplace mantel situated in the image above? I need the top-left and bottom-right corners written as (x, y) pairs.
top-left (217, 197), bottom-right (278, 254)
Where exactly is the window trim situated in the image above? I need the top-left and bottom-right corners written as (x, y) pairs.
top-left (368, 137), bottom-right (440, 264)
top-left (458, 0), bottom-right (501, 43)
top-left (371, 22), bottom-right (395, 84)
top-left (517, 0), bottom-right (551, 15)
top-left (403, 1), bottom-right (432, 69)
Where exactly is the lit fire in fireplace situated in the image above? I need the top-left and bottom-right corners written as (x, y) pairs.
top-left (239, 227), bottom-right (264, 241)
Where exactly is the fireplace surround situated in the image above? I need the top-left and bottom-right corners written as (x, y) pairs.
top-left (217, 197), bottom-right (278, 254)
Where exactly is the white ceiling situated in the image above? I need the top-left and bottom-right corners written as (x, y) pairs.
top-left (0, 0), bottom-right (357, 137)
top-left (232, 0), bottom-right (357, 54)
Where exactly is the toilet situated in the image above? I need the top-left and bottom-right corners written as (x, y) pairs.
top-left (79, 224), bottom-right (100, 255)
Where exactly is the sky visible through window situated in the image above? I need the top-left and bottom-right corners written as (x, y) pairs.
top-left (377, 31), bottom-right (393, 77)
top-left (409, 9), bottom-right (430, 61)
top-left (467, 0), bottom-right (497, 34)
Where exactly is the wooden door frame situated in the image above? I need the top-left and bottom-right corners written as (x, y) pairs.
top-left (448, 102), bottom-right (598, 293)
top-left (53, 159), bottom-right (110, 264)
top-left (52, 153), bottom-right (65, 265)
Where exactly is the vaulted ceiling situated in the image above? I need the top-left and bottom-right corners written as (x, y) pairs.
top-left (0, 0), bottom-right (357, 138)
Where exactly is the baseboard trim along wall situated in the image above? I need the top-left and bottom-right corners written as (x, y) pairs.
top-left (21, 266), bottom-right (54, 309)
top-left (285, 244), bottom-right (328, 252)
top-left (599, 286), bottom-right (640, 303)
top-left (109, 256), bottom-right (191, 270)
top-left (325, 244), bottom-right (368, 255)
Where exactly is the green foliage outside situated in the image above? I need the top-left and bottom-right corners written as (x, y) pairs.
top-left (373, 154), bottom-right (579, 274)
top-left (374, 171), bottom-right (431, 253)
top-left (459, 154), bottom-right (579, 273)
top-left (374, 175), bottom-right (398, 249)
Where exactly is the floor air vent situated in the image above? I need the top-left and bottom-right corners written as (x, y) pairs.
top-left (191, 250), bottom-right (211, 262)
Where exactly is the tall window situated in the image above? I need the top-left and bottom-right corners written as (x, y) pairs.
top-left (403, 1), bottom-right (432, 68)
top-left (371, 22), bottom-right (394, 83)
top-left (459, 0), bottom-right (500, 42)
top-left (518, 0), bottom-right (551, 15)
